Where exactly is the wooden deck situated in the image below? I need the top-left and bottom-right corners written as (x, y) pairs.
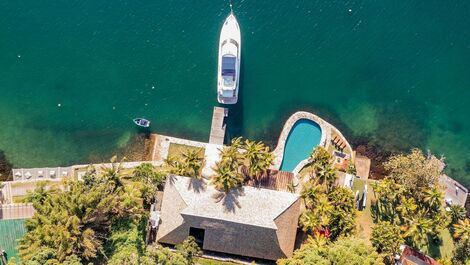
top-left (209, 107), bottom-right (228, 145)
top-left (245, 169), bottom-right (295, 192)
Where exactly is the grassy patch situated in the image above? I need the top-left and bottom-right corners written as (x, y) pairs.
top-left (10, 180), bottom-right (52, 189)
top-left (168, 143), bottom-right (204, 159)
top-left (353, 179), bottom-right (376, 244)
top-left (12, 195), bottom-right (28, 203)
top-left (195, 257), bottom-right (242, 265)
top-left (424, 228), bottom-right (455, 259)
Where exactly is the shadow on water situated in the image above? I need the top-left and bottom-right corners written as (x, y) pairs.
top-left (0, 150), bottom-right (13, 181)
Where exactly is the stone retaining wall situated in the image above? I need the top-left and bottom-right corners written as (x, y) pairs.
top-left (272, 111), bottom-right (353, 175)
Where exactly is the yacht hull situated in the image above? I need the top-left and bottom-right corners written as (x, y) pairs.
top-left (217, 13), bottom-right (241, 104)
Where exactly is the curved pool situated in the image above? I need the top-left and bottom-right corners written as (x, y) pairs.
top-left (279, 119), bottom-right (322, 172)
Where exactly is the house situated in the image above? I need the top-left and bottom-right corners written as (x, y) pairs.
top-left (397, 245), bottom-right (442, 265)
top-left (155, 176), bottom-right (301, 261)
top-left (439, 175), bottom-right (468, 207)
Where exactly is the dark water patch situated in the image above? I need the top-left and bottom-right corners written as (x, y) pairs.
top-left (0, 150), bottom-right (13, 181)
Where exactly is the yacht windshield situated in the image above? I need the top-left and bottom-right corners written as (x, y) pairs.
top-left (222, 55), bottom-right (236, 87)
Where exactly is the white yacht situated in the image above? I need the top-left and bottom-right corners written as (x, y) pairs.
top-left (217, 13), bottom-right (241, 104)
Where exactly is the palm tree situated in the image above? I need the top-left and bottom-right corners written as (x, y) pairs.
top-left (181, 150), bottom-right (204, 178)
top-left (403, 214), bottom-right (433, 249)
top-left (315, 195), bottom-right (333, 227)
top-left (133, 163), bottom-right (166, 204)
top-left (453, 219), bottom-right (470, 241)
top-left (300, 180), bottom-right (323, 209)
top-left (448, 205), bottom-right (466, 225)
top-left (101, 156), bottom-right (125, 190)
top-left (327, 187), bottom-right (357, 239)
top-left (371, 221), bottom-right (404, 264)
top-left (299, 211), bottom-right (321, 233)
top-left (243, 139), bottom-right (274, 178)
top-left (396, 197), bottom-right (418, 221)
top-left (309, 146), bottom-right (336, 190)
top-left (219, 145), bottom-right (243, 171)
top-left (211, 162), bottom-right (243, 193)
top-left (310, 146), bottom-right (332, 168)
top-left (372, 178), bottom-right (404, 222)
top-left (423, 187), bottom-right (442, 213)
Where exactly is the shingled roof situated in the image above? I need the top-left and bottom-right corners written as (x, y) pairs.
top-left (156, 176), bottom-right (301, 260)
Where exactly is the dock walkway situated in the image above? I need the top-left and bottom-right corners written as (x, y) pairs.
top-left (209, 107), bottom-right (228, 145)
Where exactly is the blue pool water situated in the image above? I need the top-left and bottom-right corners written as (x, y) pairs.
top-left (279, 119), bottom-right (322, 172)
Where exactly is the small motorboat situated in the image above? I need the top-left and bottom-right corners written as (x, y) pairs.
top-left (133, 118), bottom-right (150, 128)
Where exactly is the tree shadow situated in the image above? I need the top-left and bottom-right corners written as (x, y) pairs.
top-left (187, 178), bottom-right (207, 193)
top-left (212, 187), bottom-right (245, 213)
top-left (426, 234), bottom-right (443, 259)
top-left (166, 175), bottom-right (177, 186)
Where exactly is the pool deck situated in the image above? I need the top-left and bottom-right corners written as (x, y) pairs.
top-left (272, 111), bottom-right (353, 175)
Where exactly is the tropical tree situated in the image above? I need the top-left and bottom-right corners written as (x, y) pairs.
top-left (309, 146), bottom-right (336, 190)
top-left (371, 221), bottom-right (404, 265)
top-left (448, 205), bottom-right (467, 225)
top-left (383, 149), bottom-right (442, 197)
top-left (17, 164), bottom-right (142, 263)
top-left (300, 179), bottom-right (323, 209)
top-left (166, 150), bottom-right (204, 178)
top-left (402, 213), bottom-right (434, 249)
top-left (144, 237), bottom-right (201, 265)
top-left (180, 150), bottom-right (204, 178)
top-left (328, 187), bottom-right (357, 239)
top-left (219, 144), bottom-right (243, 171)
top-left (23, 181), bottom-right (58, 205)
top-left (422, 187), bottom-right (443, 214)
top-left (453, 219), bottom-right (470, 241)
top-left (211, 162), bottom-right (244, 192)
top-left (452, 239), bottom-right (470, 265)
top-left (299, 181), bottom-right (356, 240)
top-left (242, 138), bottom-right (274, 179)
top-left (371, 177), bottom-right (405, 224)
top-left (396, 197), bottom-right (418, 223)
top-left (133, 163), bottom-right (166, 205)
top-left (175, 236), bottom-right (203, 264)
top-left (278, 236), bottom-right (384, 265)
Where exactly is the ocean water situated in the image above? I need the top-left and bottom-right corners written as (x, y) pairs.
top-left (0, 0), bottom-right (469, 186)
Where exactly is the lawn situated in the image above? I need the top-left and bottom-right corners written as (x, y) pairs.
top-left (168, 143), bottom-right (204, 159)
top-left (12, 195), bottom-right (28, 203)
top-left (425, 228), bottom-right (455, 259)
top-left (10, 180), bottom-right (52, 189)
top-left (195, 257), bottom-right (242, 265)
top-left (352, 179), bottom-right (376, 244)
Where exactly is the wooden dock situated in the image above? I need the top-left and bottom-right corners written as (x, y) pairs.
top-left (209, 107), bottom-right (228, 145)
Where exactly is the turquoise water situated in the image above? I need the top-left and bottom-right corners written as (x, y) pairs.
top-left (280, 120), bottom-right (322, 172)
top-left (0, 0), bottom-right (469, 186)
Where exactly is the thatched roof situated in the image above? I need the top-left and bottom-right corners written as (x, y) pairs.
top-left (156, 176), bottom-right (300, 260)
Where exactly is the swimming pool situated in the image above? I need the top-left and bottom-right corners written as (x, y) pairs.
top-left (279, 119), bottom-right (322, 172)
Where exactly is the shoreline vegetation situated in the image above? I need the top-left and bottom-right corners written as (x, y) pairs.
top-left (1, 111), bottom-right (469, 264)
top-left (3, 137), bottom-right (470, 264)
